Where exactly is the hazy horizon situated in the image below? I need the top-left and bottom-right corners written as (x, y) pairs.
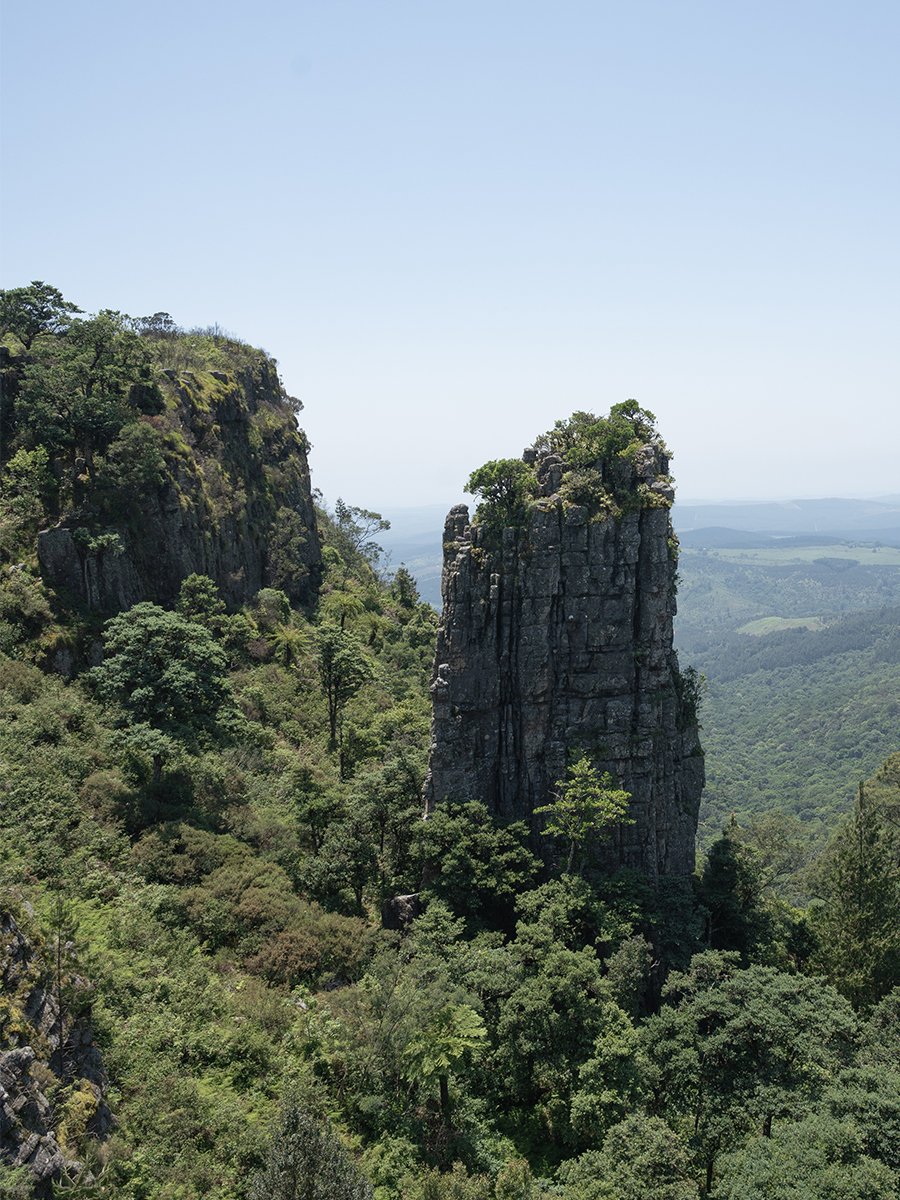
top-left (2, 2), bottom-right (898, 509)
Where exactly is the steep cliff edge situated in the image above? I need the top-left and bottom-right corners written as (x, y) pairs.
top-left (1, 293), bottom-right (321, 637)
top-left (35, 357), bottom-right (321, 614)
top-left (423, 404), bottom-right (704, 878)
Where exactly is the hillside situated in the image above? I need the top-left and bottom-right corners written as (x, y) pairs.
top-left (673, 535), bottom-right (900, 848)
top-left (1, 290), bottom-right (898, 1200)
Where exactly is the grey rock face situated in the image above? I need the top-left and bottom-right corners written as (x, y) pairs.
top-left (37, 360), bottom-right (321, 615)
top-left (424, 435), bottom-right (704, 879)
top-left (1, 912), bottom-right (111, 1194)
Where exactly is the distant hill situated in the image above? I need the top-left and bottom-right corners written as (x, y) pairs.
top-left (691, 606), bottom-right (900, 848)
top-left (673, 496), bottom-right (900, 538)
top-left (377, 503), bottom-right (453, 608)
top-left (678, 527), bottom-right (846, 550)
top-left (382, 496), bottom-right (900, 610)
top-left (380, 499), bottom-right (900, 847)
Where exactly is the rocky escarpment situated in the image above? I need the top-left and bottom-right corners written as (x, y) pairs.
top-left (1, 911), bottom-right (111, 1195)
top-left (37, 358), bottom-right (321, 614)
top-left (424, 405), bottom-right (704, 878)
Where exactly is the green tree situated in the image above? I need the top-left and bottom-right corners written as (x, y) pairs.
top-left (642, 952), bottom-right (858, 1193)
top-left (492, 944), bottom-right (620, 1147)
top-left (418, 801), bottom-right (539, 931)
top-left (249, 1100), bottom-right (373, 1200)
top-left (0, 280), bottom-right (81, 348)
top-left (316, 624), bottom-right (375, 768)
top-left (89, 602), bottom-right (232, 781)
top-left (812, 781), bottom-right (900, 1008)
top-left (558, 1114), bottom-right (698, 1200)
top-left (176, 572), bottom-right (227, 628)
top-left (465, 458), bottom-right (536, 529)
top-left (403, 1001), bottom-right (487, 1123)
top-left (0, 444), bottom-right (54, 556)
top-left (535, 756), bottom-right (632, 874)
top-left (13, 309), bottom-right (160, 497)
top-left (330, 498), bottom-right (390, 574)
top-left (267, 505), bottom-right (311, 600)
top-left (94, 420), bottom-right (168, 507)
top-left (717, 1106), bottom-right (897, 1200)
top-left (697, 820), bottom-right (773, 962)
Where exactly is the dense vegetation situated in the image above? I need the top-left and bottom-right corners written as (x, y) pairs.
top-left (464, 402), bottom-right (672, 537)
top-left (675, 541), bottom-right (900, 853)
top-left (1, 287), bottom-right (898, 1199)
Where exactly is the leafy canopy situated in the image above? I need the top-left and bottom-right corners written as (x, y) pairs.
top-left (89, 602), bottom-right (232, 746)
top-left (536, 755), bottom-right (633, 874)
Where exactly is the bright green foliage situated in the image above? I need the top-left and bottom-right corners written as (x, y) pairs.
top-left (4, 290), bottom-right (898, 1200)
top-left (248, 1101), bottom-right (374, 1200)
top-left (539, 402), bottom-right (663, 467)
top-left (403, 1002), bottom-right (488, 1117)
top-left (535, 756), bottom-right (632, 874)
top-left (465, 458), bottom-right (537, 529)
top-left (315, 904), bottom-right (492, 1154)
top-left (557, 1114), bottom-right (698, 1200)
top-left (0, 1164), bottom-right (34, 1199)
top-left (89, 602), bottom-right (232, 747)
top-left (0, 445), bottom-right (55, 557)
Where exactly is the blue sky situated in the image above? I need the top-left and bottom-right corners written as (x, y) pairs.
top-left (2, 1), bottom-right (898, 512)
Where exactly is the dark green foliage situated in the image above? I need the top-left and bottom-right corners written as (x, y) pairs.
top-left (269, 505), bottom-right (313, 599)
top-left (315, 623), bottom-right (375, 761)
top-left (0, 280), bottom-right (81, 347)
top-left (697, 822), bottom-right (773, 961)
top-left (94, 420), bottom-right (169, 507)
top-left (89, 603), bottom-right (232, 746)
top-left (249, 1100), bottom-right (374, 1200)
top-left (642, 952), bottom-right (858, 1191)
top-left (717, 1068), bottom-right (900, 1199)
top-left (177, 572), bottom-right (228, 626)
top-left (3, 292), bottom-right (898, 1199)
top-left (465, 458), bottom-right (537, 529)
top-left (418, 802), bottom-right (540, 931)
top-left (810, 782), bottom-right (900, 1008)
top-left (679, 539), bottom-right (900, 854)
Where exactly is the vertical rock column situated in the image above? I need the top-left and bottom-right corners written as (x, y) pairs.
top-left (423, 439), bottom-right (704, 879)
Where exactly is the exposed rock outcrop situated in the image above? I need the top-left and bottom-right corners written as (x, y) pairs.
top-left (423, 406), bottom-right (704, 878)
top-left (1, 911), bottom-right (111, 1195)
top-left (37, 359), bottom-right (321, 614)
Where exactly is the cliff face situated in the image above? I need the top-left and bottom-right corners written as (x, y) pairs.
top-left (424, 408), bottom-right (704, 878)
top-left (37, 359), bottom-right (321, 614)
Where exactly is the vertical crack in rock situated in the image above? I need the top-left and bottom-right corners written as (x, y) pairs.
top-left (423, 409), bottom-right (704, 879)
